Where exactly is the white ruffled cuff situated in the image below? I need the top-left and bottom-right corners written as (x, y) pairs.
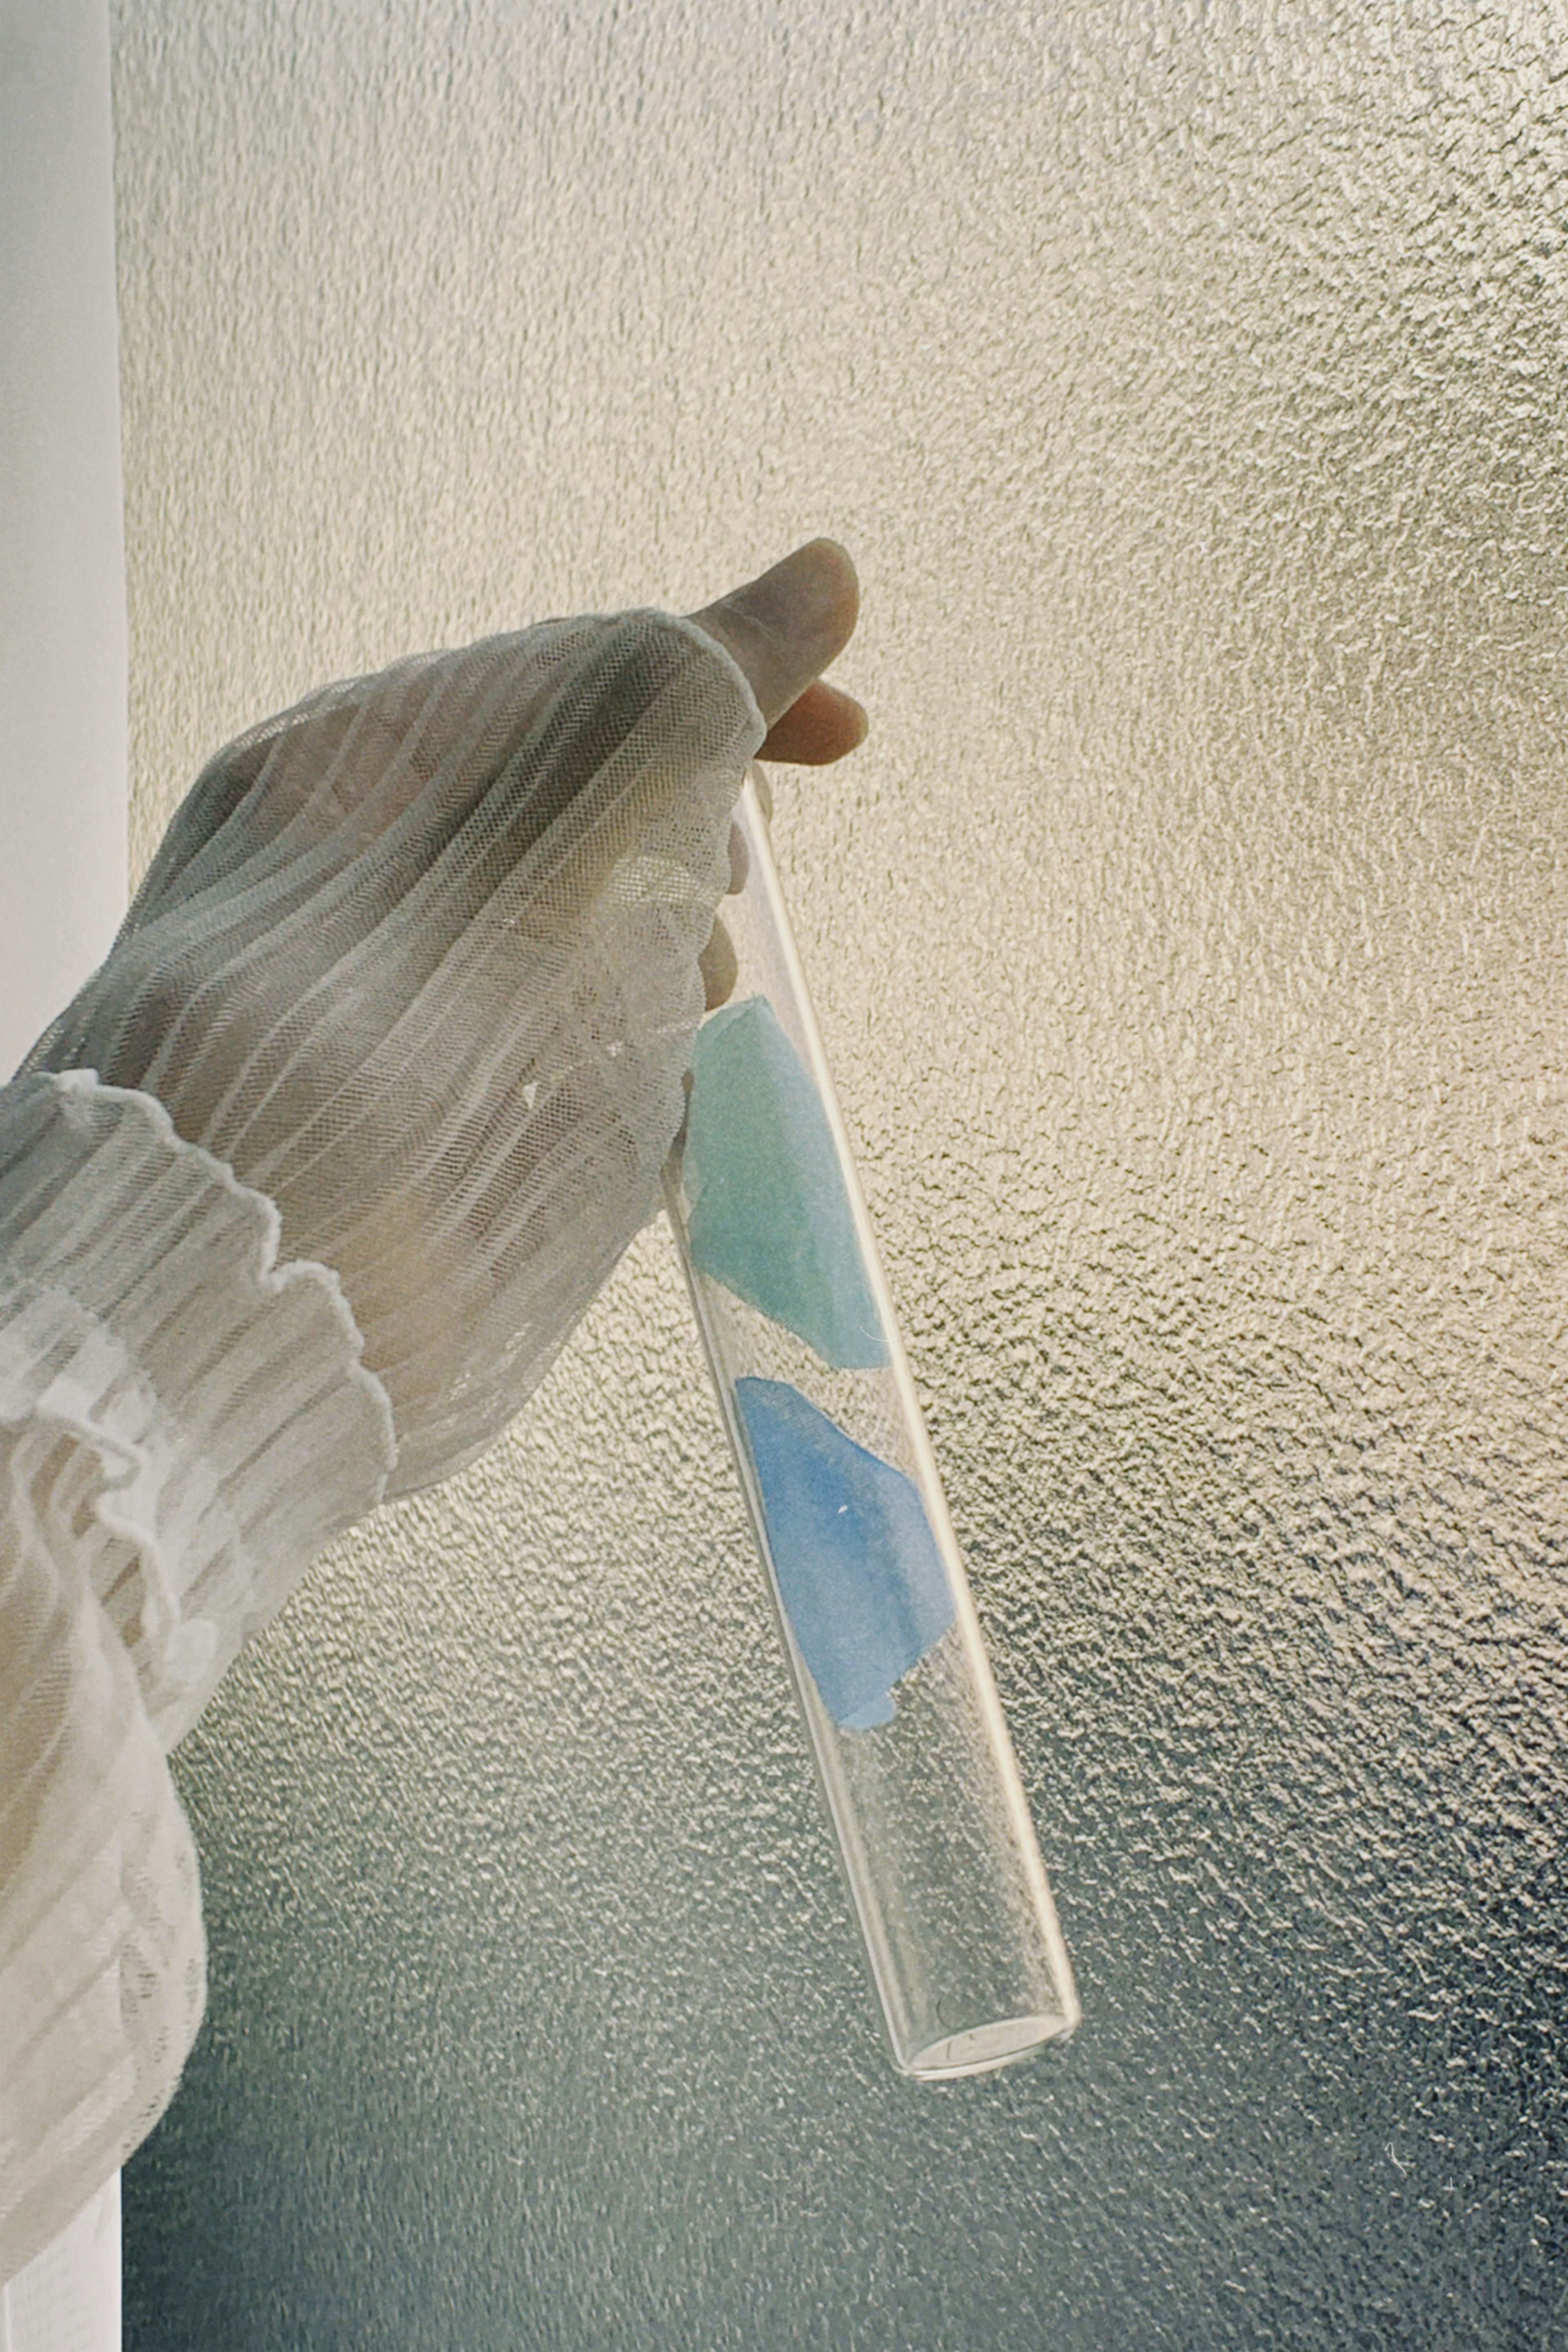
top-left (0, 1069), bottom-right (397, 1746)
top-left (0, 1069), bottom-right (397, 2283)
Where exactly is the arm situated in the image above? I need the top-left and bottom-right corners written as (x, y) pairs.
top-left (0, 543), bottom-right (863, 2282)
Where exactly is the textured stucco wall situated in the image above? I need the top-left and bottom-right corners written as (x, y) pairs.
top-left (116, 4), bottom-right (1568, 2345)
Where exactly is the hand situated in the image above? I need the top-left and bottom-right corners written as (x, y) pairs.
top-left (28, 547), bottom-right (869, 1492)
top-left (690, 537), bottom-right (866, 769)
top-left (687, 538), bottom-right (866, 1006)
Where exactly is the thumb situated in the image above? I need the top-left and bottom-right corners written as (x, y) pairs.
top-left (687, 539), bottom-right (860, 727)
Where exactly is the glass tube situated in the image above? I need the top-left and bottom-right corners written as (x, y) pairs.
top-left (664, 768), bottom-right (1080, 2079)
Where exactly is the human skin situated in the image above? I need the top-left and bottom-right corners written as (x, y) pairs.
top-left (690, 536), bottom-right (865, 770)
top-left (687, 538), bottom-right (867, 1007)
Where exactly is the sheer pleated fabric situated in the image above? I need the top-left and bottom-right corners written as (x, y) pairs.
top-left (1, 610), bottom-right (762, 2279)
top-left (0, 1473), bottom-right (196, 2299)
top-left (0, 1075), bottom-right (394, 2283)
top-left (25, 612), bottom-right (766, 1492)
top-left (0, 1074), bottom-right (398, 1748)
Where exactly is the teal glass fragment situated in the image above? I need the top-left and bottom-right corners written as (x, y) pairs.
top-left (685, 996), bottom-right (887, 1369)
top-left (735, 1376), bottom-right (956, 1729)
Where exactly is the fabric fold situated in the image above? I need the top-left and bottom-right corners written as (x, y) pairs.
top-left (0, 1071), bottom-right (395, 2284)
top-left (0, 1071), bottom-right (397, 1744)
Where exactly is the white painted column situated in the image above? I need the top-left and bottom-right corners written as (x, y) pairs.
top-left (0, 0), bottom-right (128, 1071)
top-left (0, 0), bottom-right (128, 2343)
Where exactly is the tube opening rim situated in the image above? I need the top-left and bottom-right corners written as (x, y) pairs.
top-left (900, 2007), bottom-right (1080, 2082)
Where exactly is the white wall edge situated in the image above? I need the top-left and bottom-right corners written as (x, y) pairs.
top-left (0, 0), bottom-right (128, 2336)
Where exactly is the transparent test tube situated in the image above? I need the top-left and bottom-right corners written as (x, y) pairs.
top-left (664, 768), bottom-right (1080, 2079)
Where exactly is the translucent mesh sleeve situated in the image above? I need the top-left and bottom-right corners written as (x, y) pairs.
top-left (24, 611), bottom-right (767, 1492)
top-left (0, 610), bottom-right (762, 2273)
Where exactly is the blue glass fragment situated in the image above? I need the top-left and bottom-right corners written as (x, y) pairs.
top-left (735, 1377), bottom-right (955, 1729)
top-left (686, 996), bottom-right (887, 1369)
